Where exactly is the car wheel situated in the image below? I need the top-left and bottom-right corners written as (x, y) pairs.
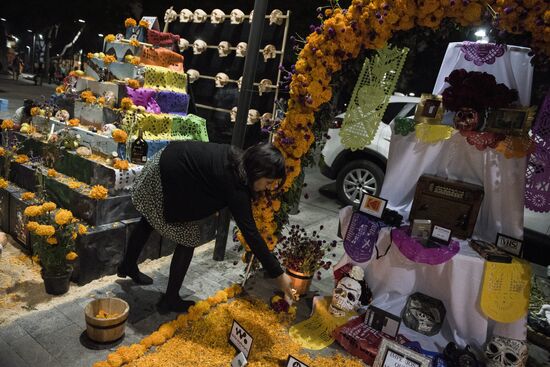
top-left (336, 160), bottom-right (385, 206)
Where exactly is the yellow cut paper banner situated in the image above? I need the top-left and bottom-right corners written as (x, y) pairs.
top-left (289, 297), bottom-right (357, 350)
top-left (480, 258), bottom-right (531, 323)
top-left (415, 123), bottom-right (454, 143)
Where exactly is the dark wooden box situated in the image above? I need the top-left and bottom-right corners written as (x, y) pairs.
top-left (409, 175), bottom-right (484, 239)
top-left (8, 188), bottom-right (32, 253)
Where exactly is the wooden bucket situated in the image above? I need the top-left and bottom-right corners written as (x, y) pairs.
top-left (84, 297), bottom-right (129, 343)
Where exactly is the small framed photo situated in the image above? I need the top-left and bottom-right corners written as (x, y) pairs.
top-left (414, 94), bottom-right (444, 124)
top-left (374, 338), bottom-right (431, 367)
top-left (485, 107), bottom-right (536, 136)
top-left (364, 306), bottom-right (401, 338)
top-left (359, 194), bottom-right (387, 218)
top-left (427, 225), bottom-right (452, 247)
top-left (495, 233), bottom-right (523, 257)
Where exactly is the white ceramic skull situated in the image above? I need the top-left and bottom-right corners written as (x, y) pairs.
top-left (485, 336), bottom-right (528, 367)
top-left (215, 73), bottom-right (230, 88)
top-left (164, 6), bottom-right (178, 24)
top-left (55, 109), bottom-right (70, 122)
top-left (269, 9), bottom-right (284, 26)
top-left (237, 76), bottom-right (243, 91)
top-left (258, 79), bottom-right (273, 96)
top-left (230, 9), bottom-right (245, 24)
top-left (537, 304), bottom-right (550, 325)
top-left (249, 10), bottom-right (254, 23)
top-left (218, 41), bottom-right (231, 57)
top-left (247, 109), bottom-right (260, 124)
top-left (192, 40), bottom-right (207, 55)
top-left (260, 113), bottom-right (272, 127)
top-left (329, 276), bottom-right (362, 317)
top-left (230, 107), bottom-right (238, 123)
top-left (211, 9), bottom-right (226, 24)
top-left (179, 9), bottom-right (193, 23)
top-left (102, 124), bottom-right (117, 136)
top-left (236, 42), bottom-right (247, 57)
top-left (262, 44), bottom-right (277, 62)
top-left (178, 38), bottom-right (190, 52)
top-left (115, 33), bottom-right (124, 41)
top-left (186, 69), bottom-right (200, 83)
top-left (193, 9), bottom-right (208, 23)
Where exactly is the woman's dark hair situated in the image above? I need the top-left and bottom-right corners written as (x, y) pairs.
top-left (23, 99), bottom-right (35, 116)
top-left (229, 143), bottom-right (286, 192)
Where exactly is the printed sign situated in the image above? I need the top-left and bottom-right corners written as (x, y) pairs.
top-left (231, 352), bottom-right (248, 367)
top-left (229, 320), bottom-right (253, 358)
top-left (360, 194), bottom-right (387, 218)
top-left (495, 233), bottom-right (523, 256)
top-left (429, 225), bottom-right (452, 245)
top-left (286, 355), bottom-right (309, 367)
top-left (373, 339), bottom-right (431, 367)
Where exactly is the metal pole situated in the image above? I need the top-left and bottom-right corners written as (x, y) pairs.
top-left (31, 33), bottom-right (35, 72)
top-left (213, 0), bottom-right (269, 261)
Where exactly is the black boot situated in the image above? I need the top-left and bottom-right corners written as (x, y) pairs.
top-left (157, 245), bottom-right (195, 313)
top-left (118, 217), bottom-right (154, 285)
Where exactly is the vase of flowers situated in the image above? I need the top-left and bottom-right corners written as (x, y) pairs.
top-left (24, 202), bottom-right (86, 295)
top-left (276, 224), bottom-right (337, 295)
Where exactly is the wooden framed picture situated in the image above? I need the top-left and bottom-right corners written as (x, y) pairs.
top-left (414, 94), bottom-right (444, 124)
top-left (373, 338), bottom-right (431, 367)
top-left (485, 107), bottom-right (536, 136)
top-left (495, 233), bottom-right (523, 257)
top-left (359, 193), bottom-right (387, 218)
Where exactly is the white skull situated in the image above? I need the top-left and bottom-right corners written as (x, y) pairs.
top-left (249, 10), bottom-right (254, 23)
top-left (192, 40), bottom-right (207, 55)
top-left (485, 336), bottom-right (528, 367)
top-left (178, 38), bottom-right (190, 52)
top-left (215, 72), bottom-right (230, 88)
top-left (218, 41), bottom-right (231, 57)
top-left (258, 79), bottom-right (273, 96)
top-left (236, 42), bottom-right (247, 57)
top-left (262, 44), bottom-right (277, 62)
top-left (230, 9), bottom-right (245, 24)
top-left (102, 123), bottom-right (117, 136)
top-left (211, 9), bottom-right (226, 24)
top-left (260, 113), bottom-right (272, 127)
top-left (230, 107), bottom-right (238, 123)
top-left (164, 7), bottom-right (178, 24)
top-left (55, 109), bottom-right (70, 122)
top-left (269, 9), bottom-right (284, 26)
top-left (179, 9), bottom-right (193, 23)
top-left (329, 276), bottom-right (362, 317)
top-left (193, 9), bottom-right (208, 23)
top-left (115, 33), bottom-right (124, 41)
top-left (237, 76), bottom-right (243, 91)
top-left (247, 109), bottom-right (260, 124)
top-left (537, 304), bottom-right (550, 325)
top-left (186, 69), bottom-right (200, 83)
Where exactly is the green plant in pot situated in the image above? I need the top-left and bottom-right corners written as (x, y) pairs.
top-left (24, 202), bottom-right (87, 295)
top-left (276, 224), bottom-right (337, 295)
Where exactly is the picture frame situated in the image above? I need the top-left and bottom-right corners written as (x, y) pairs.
top-left (429, 225), bottom-right (452, 245)
top-left (373, 338), bottom-right (431, 367)
top-left (359, 193), bottom-right (387, 219)
top-left (414, 94), bottom-right (444, 124)
top-left (495, 233), bottom-right (523, 257)
top-left (485, 106), bottom-right (536, 136)
top-left (364, 305), bottom-right (401, 338)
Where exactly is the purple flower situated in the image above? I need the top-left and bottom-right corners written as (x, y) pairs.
top-left (309, 25), bottom-right (316, 32)
top-left (504, 7), bottom-right (513, 14)
top-left (450, 0), bottom-right (456, 5)
top-left (328, 27), bottom-right (336, 38)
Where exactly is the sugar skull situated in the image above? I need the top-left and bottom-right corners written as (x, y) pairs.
top-left (237, 76), bottom-right (243, 91)
top-left (269, 9), bottom-right (284, 26)
top-left (485, 336), bottom-right (528, 367)
top-left (192, 40), bottom-right (207, 55)
top-left (329, 273), bottom-right (363, 317)
top-left (230, 107), bottom-right (238, 123)
top-left (193, 9), bottom-right (208, 23)
top-left (164, 6), bottom-right (178, 24)
top-left (402, 293), bottom-right (446, 336)
top-left (179, 9), bottom-right (193, 23)
top-left (260, 113), bottom-right (272, 127)
top-left (247, 109), bottom-right (260, 124)
top-left (55, 109), bottom-right (70, 122)
top-left (211, 9), bottom-right (226, 24)
top-left (258, 79), bottom-right (273, 96)
top-left (230, 9), bottom-right (245, 24)
top-left (215, 73), bottom-right (230, 88)
top-left (178, 38), bottom-right (190, 52)
top-left (248, 10), bottom-right (254, 23)
top-left (453, 107), bottom-right (481, 131)
top-left (102, 124), bottom-right (117, 136)
top-left (115, 33), bottom-right (124, 42)
top-left (218, 41), bottom-right (231, 57)
top-left (186, 69), bottom-right (200, 83)
top-left (262, 44), bottom-right (277, 62)
top-left (236, 42), bottom-right (247, 57)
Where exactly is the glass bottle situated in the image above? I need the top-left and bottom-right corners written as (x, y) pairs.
top-left (130, 128), bottom-right (148, 164)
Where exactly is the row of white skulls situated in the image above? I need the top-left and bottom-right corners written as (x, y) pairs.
top-left (178, 40), bottom-right (277, 61)
top-left (230, 108), bottom-right (272, 125)
top-left (165, 8), bottom-right (285, 26)
top-left (187, 70), bottom-right (274, 96)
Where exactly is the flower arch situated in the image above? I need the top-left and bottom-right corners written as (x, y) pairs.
top-left (239, 0), bottom-right (549, 251)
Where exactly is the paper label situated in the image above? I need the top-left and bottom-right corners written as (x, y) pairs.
top-left (229, 320), bottom-right (253, 358)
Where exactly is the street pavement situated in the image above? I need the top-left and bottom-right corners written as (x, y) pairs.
top-left (0, 73), bottom-right (57, 120)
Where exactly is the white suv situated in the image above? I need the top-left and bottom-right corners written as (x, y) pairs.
top-left (320, 95), bottom-right (420, 206)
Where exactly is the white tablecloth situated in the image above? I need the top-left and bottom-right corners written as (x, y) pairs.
top-left (337, 206), bottom-right (527, 352)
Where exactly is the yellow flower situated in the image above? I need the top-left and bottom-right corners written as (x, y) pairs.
top-left (26, 221), bottom-right (39, 232)
top-left (68, 118), bottom-right (80, 126)
top-left (0, 178), bottom-right (8, 189)
top-left (15, 155), bottom-right (29, 164)
top-left (158, 323), bottom-right (176, 339)
top-left (32, 255), bottom-right (40, 263)
top-left (47, 168), bottom-right (58, 177)
top-left (55, 209), bottom-right (74, 225)
top-left (1, 119), bottom-right (14, 130)
top-left (72, 232), bottom-right (77, 240)
top-left (113, 159), bottom-right (129, 170)
top-left (130, 57), bottom-right (141, 65)
top-left (85, 96), bottom-right (97, 104)
top-left (78, 224), bottom-right (88, 235)
top-left (127, 79), bottom-right (140, 89)
top-left (139, 19), bottom-right (149, 28)
top-left (41, 202), bottom-right (57, 212)
top-left (120, 97), bottom-right (133, 110)
top-left (129, 39), bottom-right (140, 47)
top-left (21, 192), bottom-right (36, 201)
top-left (24, 205), bottom-right (43, 217)
top-left (97, 97), bottom-right (106, 105)
top-left (66, 251), bottom-right (78, 261)
top-left (56, 85), bottom-right (65, 94)
top-left (104, 34), bottom-right (116, 43)
top-left (68, 180), bottom-right (83, 189)
top-left (87, 52), bottom-right (94, 59)
top-left (112, 129), bottom-right (128, 143)
top-left (124, 18), bottom-right (137, 28)
top-left (35, 225), bottom-right (55, 237)
top-left (103, 55), bottom-right (116, 65)
top-left (80, 90), bottom-right (93, 100)
top-left (0, 147), bottom-right (5, 156)
top-left (89, 185), bottom-right (108, 200)
top-left (30, 107), bottom-right (41, 116)
top-left (47, 237), bottom-right (58, 245)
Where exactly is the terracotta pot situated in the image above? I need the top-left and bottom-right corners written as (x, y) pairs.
top-left (41, 268), bottom-right (72, 295)
top-left (286, 268), bottom-right (313, 295)
top-left (453, 107), bottom-right (481, 131)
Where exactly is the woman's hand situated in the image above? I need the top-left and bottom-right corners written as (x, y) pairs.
top-left (274, 273), bottom-right (294, 305)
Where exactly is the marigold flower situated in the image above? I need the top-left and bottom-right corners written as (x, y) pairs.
top-left (47, 168), bottom-right (58, 177)
top-left (149, 331), bottom-right (166, 346)
top-left (92, 362), bottom-right (110, 367)
top-left (139, 19), bottom-right (149, 28)
top-left (68, 180), bottom-right (83, 189)
top-left (55, 209), bottom-right (74, 226)
top-left (85, 96), bottom-right (97, 104)
top-left (113, 159), bottom-right (129, 170)
top-left (72, 232), bottom-right (77, 240)
top-left (32, 255), bottom-right (40, 263)
top-left (1, 119), bottom-right (14, 130)
top-left (21, 192), bottom-right (36, 201)
top-left (66, 251), bottom-right (78, 261)
top-left (0, 178), bottom-right (8, 189)
top-left (15, 155), bottom-right (29, 164)
top-left (24, 205), bottom-right (43, 217)
top-left (130, 57), bottom-right (141, 65)
top-left (30, 107), bottom-right (41, 116)
top-left (129, 39), bottom-right (140, 47)
top-left (35, 225), bottom-right (55, 237)
top-left (78, 224), bottom-right (88, 235)
top-left (104, 34), bottom-right (116, 43)
top-left (26, 221), bottom-right (39, 232)
top-left (103, 55), bottom-right (116, 65)
top-left (112, 129), bottom-right (128, 143)
top-left (97, 97), bottom-right (106, 105)
top-left (87, 52), bottom-right (94, 59)
top-left (0, 147), bottom-right (5, 157)
top-left (120, 97), bottom-right (133, 110)
top-left (68, 118), bottom-right (80, 126)
top-left (158, 323), bottom-right (176, 339)
top-left (41, 202), bottom-right (57, 212)
top-left (47, 236), bottom-right (58, 245)
top-left (124, 18), bottom-right (137, 28)
top-left (106, 352), bottom-right (123, 367)
top-left (80, 90), bottom-right (93, 100)
top-left (127, 79), bottom-right (140, 89)
top-left (89, 185), bottom-right (108, 200)
top-left (55, 85), bottom-right (65, 94)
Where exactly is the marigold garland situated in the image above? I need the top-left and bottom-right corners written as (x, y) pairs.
top-left (129, 39), bottom-right (140, 47)
top-left (89, 185), bottom-right (108, 200)
top-left (47, 168), bottom-right (58, 177)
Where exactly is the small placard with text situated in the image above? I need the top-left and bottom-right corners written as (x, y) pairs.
top-left (229, 320), bottom-right (253, 358)
top-left (286, 355), bottom-right (309, 367)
